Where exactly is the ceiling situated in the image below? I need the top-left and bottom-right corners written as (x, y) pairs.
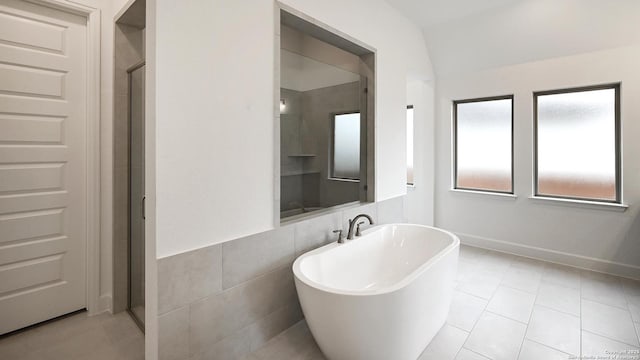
top-left (386, 0), bottom-right (640, 76)
top-left (385, 0), bottom-right (522, 29)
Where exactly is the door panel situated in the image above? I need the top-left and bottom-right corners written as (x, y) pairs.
top-left (0, 0), bottom-right (87, 334)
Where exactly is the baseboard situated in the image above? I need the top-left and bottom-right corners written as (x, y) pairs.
top-left (456, 232), bottom-right (640, 280)
top-left (96, 294), bottom-right (113, 315)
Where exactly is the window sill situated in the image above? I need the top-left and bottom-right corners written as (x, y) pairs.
top-left (450, 188), bottom-right (517, 199)
top-left (328, 177), bottom-right (360, 183)
top-left (529, 196), bottom-right (628, 212)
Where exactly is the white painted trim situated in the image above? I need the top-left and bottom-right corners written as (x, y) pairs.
top-left (273, 3), bottom-right (281, 228)
top-left (99, 294), bottom-right (113, 314)
top-left (27, 0), bottom-right (103, 315)
top-left (528, 196), bottom-right (628, 212)
top-left (456, 232), bottom-right (640, 280)
top-left (113, 0), bottom-right (138, 22)
top-left (450, 188), bottom-right (517, 199)
top-left (85, 7), bottom-right (103, 316)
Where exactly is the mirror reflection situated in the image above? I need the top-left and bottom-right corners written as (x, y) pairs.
top-left (280, 27), bottom-right (366, 219)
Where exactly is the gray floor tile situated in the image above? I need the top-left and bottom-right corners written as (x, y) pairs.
top-left (0, 311), bottom-right (144, 360)
top-left (464, 311), bottom-right (526, 360)
top-left (418, 324), bottom-right (468, 360)
top-left (518, 339), bottom-right (571, 360)
top-left (525, 305), bottom-right (580, 355)
top-left (500, 266), bottom-right (542, 294)
top-left (542, 263), bottom-right (581, 290)
top-left (487, 286), bottom-right (536, 323)
top-left (456, 269), bottom-right (502, 299)
top-left (582, 299), bottom-right (639, 346)
top-left (582, 330), bottom-right (640, 359)
top-left (581, 272), bottom-right (628, 309)
top-left (447, 291), bottom-right (488, 331)
top-left (535, 281), bottom-right (581, 316)
top-left (455, 348), bottom-right (491, 360)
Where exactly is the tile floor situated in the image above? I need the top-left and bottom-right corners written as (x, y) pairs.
top-left (1, 245), bottom-right (639, 360)
top-left (245, 245), bottom-right (640, 360)
top-left (0, 310), bottom-right (144, 360)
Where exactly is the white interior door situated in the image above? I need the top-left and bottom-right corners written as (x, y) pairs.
top-left (0, 0), bottom-right (88, 334)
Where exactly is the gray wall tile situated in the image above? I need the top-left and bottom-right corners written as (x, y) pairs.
top-left (377, 196), bottom-right (406, 224)
top-left (158, 245), bottom-right (223, 315)
top-left (189, 266), bottom-right (297, 357)
top-left (190, 246), bottom-right (223, 301)
top-left (189, 295), bottom-right (225, 355)
top-left (159, 307), bottom-right (189, 360)
top-left (190, 326), bottom-right (252, 360)
top-left (294, 211), bottom-right (342, 256)
top-left (158, 252), bottom-right (191, 315)
top-left (160, 198), bottom-right (404, 360)
top-left (249, 320), bottom-right (319, 360)
top-left (222, 227), bottom-right (295, 289)
top-left (247, 302), bottom-right (304, 352)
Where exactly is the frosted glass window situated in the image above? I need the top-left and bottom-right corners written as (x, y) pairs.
top-left (332, 112), bottom-right (361, 180)
top-left (535, 86), bottom-right (620, 202)
top-left (455, 97), bottom-right (513, 193)
top-left (407, 106), bottom-right (414, 185)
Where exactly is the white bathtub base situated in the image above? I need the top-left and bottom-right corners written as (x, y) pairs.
top-left (293, 224), bottom-right (459, 360)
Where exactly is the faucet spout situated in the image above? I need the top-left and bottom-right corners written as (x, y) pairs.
top-left (347, 214), bottom-right (374, 240)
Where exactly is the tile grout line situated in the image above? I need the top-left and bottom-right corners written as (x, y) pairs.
top-left (515, 260), bottom-right (544, 360)
top-left (533, 303), bottom-right (579, 319)
top-left (524, 337), bottom-right (572, 357)
top-left (581, 329), bottom-right (640, 349)
top-left (459, 254), bottom-right (506, 360)
top-left (622, 281), bottom-right (640, 347)
top-left (580, 272), bottom-right (584, 359)
top-left (474, 247), bottom-right (640, 357)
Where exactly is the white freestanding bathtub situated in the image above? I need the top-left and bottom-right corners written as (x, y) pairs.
top-left (292, 223), bottom-right (459, 360)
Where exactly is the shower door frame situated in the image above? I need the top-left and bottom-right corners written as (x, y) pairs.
top-left (127, 61), bottom-right (146, 331)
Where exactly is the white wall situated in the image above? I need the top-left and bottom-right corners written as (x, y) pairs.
top-left (153, 0), bottom-right (435, 257)
top-left (406, 79), bottom-right (435, 225)
top-left (435, 44), bottom-right (640, 277)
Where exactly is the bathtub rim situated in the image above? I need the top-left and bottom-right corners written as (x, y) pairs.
top-left (292, 223), bottom-right (460, 297)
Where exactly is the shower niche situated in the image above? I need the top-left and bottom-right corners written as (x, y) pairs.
top-left (279, 10), bottom-right (375, 221)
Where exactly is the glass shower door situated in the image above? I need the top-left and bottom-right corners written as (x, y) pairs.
top-left (128, 64), bottom-right (145, 328)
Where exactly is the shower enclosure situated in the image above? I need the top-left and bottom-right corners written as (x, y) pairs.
top-left (128, 63), bottom-right (145, 328)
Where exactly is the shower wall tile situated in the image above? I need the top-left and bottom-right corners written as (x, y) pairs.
top-left (222, 226), bottom-right (295, 289)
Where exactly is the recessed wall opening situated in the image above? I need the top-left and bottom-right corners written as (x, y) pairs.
top-left (278, 8), bottom-right (376, 222)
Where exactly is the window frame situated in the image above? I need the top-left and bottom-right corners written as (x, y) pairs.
top-left (406, 105), bottom-right (415, 186)
top-left (533, 83), bottom-right (621, 204)
top-left (453, 95), bottom-right (515, 195)
top-left (330, 110), bottom-right (361, 181)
